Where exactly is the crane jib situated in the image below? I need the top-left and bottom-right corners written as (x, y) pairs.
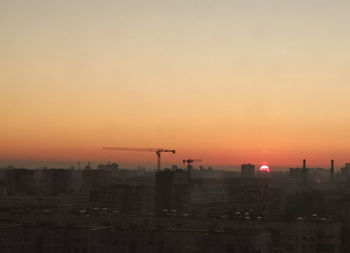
top-left (102, 147), bottom-right (176, 170)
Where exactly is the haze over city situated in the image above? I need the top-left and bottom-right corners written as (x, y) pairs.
top-left (2, 0), bottom-right (350, 169)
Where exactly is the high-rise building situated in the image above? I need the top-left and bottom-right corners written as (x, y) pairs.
top-left (4, 168), bottom-right (35, 195)
top-left (42, 169), bottom-right (73, 196)
top-left (341, 163), bottom-right (350, 175)
top-left (155, 168), bottom-right (190, 213)
top-left (82, 169), bottom-right (112, 202)
top-left (241, 164), bottom-right (255, 177)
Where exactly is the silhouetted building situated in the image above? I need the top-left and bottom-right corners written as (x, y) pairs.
top-left (82, 169), bottom-right (112, 202)
top-left (42, 169), bottom-right (73, 196)
top-left (155, 168), bottom-right (190, 213)
top-left (4, 168), bottom-right (35, 195)
top-left (341, 163), bottom-right (350, 178)
top-left (241, 163), bottom-right (255, 177)
top-left (97, 162), bottom-right (119, 171)
top-left (290, 167), bottom-right (309, 184)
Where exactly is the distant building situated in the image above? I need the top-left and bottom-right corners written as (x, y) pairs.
top-left (290, 167), bottom-right (309, 184)
top-left (341, 163), bottom-right (350, 178)
top-left (241, 163), bottom-right (255, 177)
top-left (81, 169), bottom-right (112, 202)
top-left (155, 168), bottom-right (190, 213)
top-left (4, 168), bottom-right (35, 196)
top-left (42, 169), bottom-right (73, 196)
top-left (97, 163), bottom-right (119, 171)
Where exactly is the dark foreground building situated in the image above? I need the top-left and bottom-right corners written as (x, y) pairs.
top-left (0, 224), bottom-right (271, 253)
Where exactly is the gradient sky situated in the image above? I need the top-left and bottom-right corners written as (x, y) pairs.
top-left (1, 0), bottom-right (350, 169)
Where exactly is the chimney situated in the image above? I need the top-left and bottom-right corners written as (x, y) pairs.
top-left (331, 160), bottom-right (334, 182)
top-left (302, 159), bottom-right (307, 184)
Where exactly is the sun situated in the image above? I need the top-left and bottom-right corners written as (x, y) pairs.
top-left (259, 164), bottom-right (270, 173)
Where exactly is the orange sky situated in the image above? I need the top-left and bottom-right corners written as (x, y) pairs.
top-left (1, 1), bottom-right (350, 169)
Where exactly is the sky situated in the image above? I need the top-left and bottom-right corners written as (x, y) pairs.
top-left (1, 0), bottom-right (350, 170)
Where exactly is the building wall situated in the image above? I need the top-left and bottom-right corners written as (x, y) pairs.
top-left (155, 169), bottom-right (190, 213)
top-left (42, 169), bottom-right (73, 196)
top-left (4, 169), bottom-right (35, 196)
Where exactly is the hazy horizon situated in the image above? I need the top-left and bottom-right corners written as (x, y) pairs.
top-left (0, 159), bottom-right (342, 171)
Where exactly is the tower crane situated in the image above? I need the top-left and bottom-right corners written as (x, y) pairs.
top-left (183, 159), bottom-right (202, 169)
top-left (102, 147), bottom-right (176, 170)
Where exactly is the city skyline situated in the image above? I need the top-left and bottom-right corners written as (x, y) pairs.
top-left (0, 156), bottom-right (346, 171)
top-left (2, 0), bottom-right (350, 168)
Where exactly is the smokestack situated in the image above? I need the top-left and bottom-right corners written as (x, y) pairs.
top-left (302, 159), bottom-right (307, 184)
top-left (331, 160), bottom-right (334, 182)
